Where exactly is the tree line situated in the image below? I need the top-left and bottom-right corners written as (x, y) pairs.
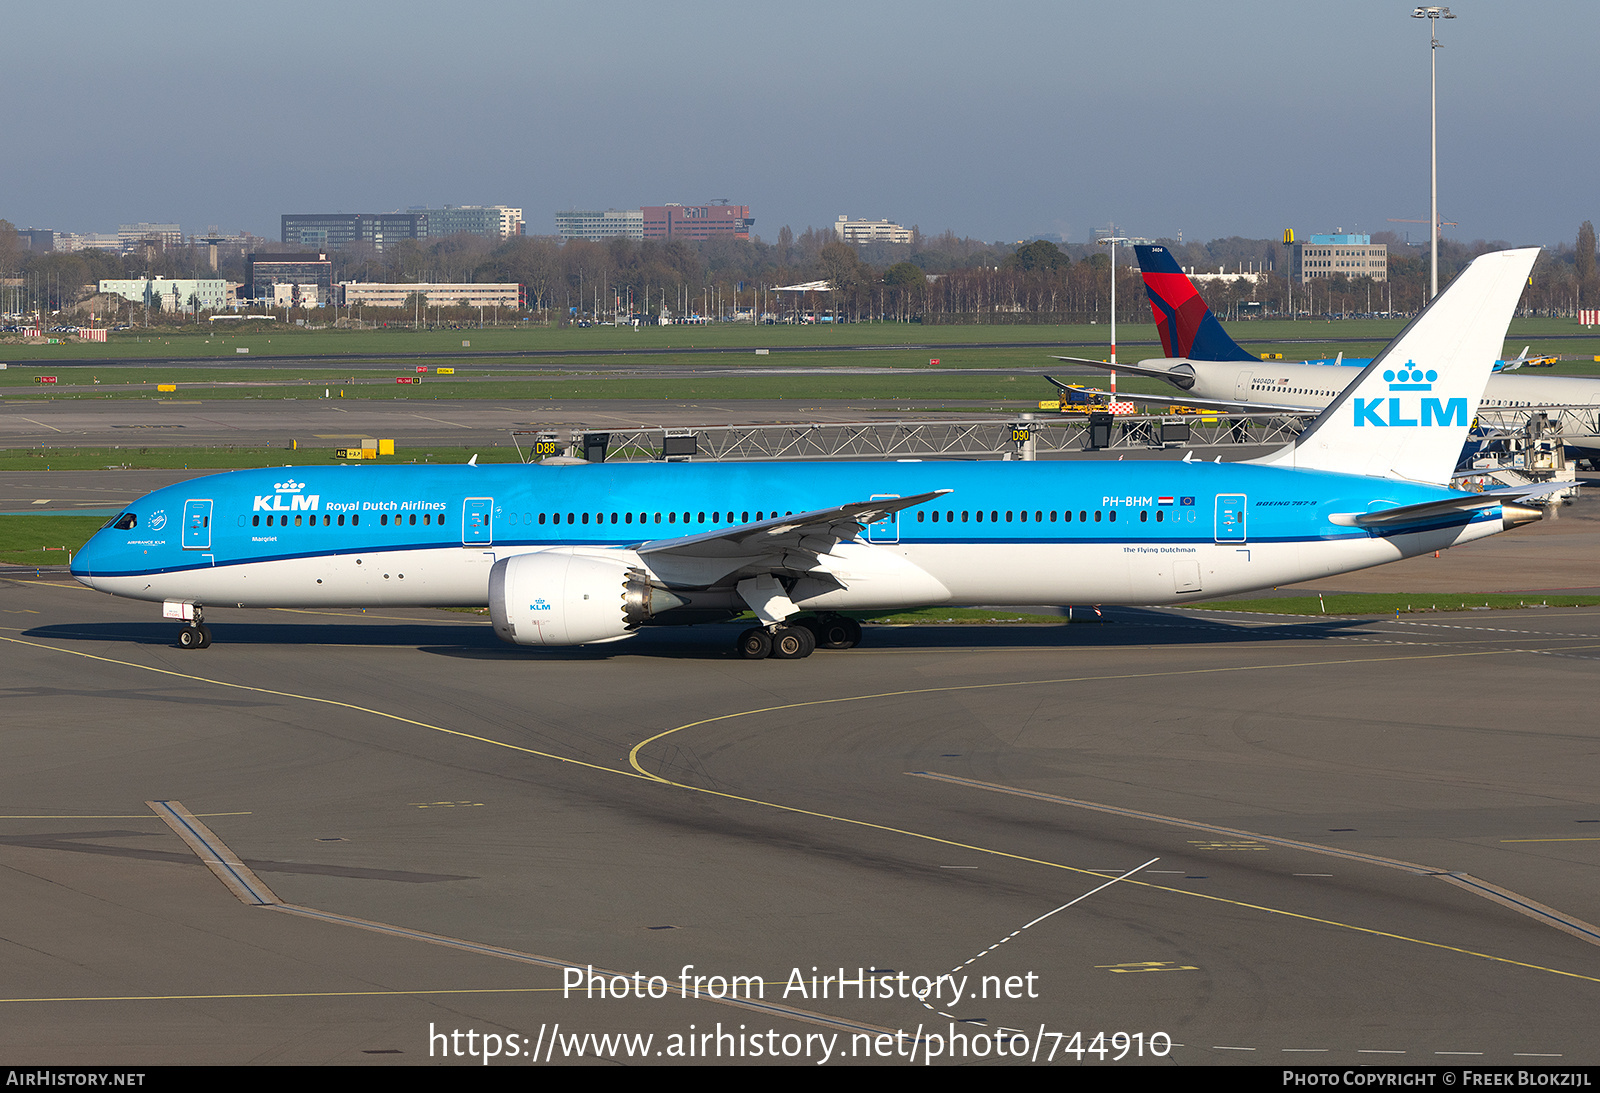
top-left (4, 218), bottom-right (1597, 324)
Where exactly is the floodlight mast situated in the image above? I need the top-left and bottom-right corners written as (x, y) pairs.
top-left (1413, 5), bottom-right (1455, 300)
top-left (1095, 229), bottom-right (1131, 399)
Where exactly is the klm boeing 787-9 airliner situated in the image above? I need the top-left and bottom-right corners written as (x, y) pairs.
top-left (72, 249), bottom-right (1545, 659)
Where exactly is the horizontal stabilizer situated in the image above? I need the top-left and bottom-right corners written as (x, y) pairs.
top-left (1330, 493), bottom-right (1542, 533)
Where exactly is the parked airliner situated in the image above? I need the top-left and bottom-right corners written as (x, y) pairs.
top-left (72, 249), bottom-right (1544, 659)
top-left (1050, 243), bottom-right (1600, 424)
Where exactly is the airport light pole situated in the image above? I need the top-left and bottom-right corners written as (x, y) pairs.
top-left (1097, 230), bottom-right (1129, 398)
top-left (1414, 5), bottom-right (1454, 300)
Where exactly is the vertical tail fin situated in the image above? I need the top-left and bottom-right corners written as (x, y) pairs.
top-left (1134, 244), bottom-right (1259, 362)
top-left (1255, 248), bottom-right (1539, 486)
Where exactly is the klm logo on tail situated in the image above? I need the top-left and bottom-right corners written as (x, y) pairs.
top-left (1352, 363), bottom-right (1467, 428)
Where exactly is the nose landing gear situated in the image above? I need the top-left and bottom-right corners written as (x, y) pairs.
top-left (174, 605), bottom-right (211, 649)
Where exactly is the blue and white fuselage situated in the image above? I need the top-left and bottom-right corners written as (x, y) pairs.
top-left (71, 458), bottom-right (1507, 609)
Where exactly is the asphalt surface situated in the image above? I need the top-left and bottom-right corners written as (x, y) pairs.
top-left (4, 522), bottom-right (1600, 1064)
top-left (5, 391), bottom-right (1600, 1066)
top-left (0, 395), bottom-right (1077, 455)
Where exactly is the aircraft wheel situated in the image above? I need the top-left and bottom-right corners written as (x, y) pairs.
top-left (812, 615), bottom-right (861, 650)
top-left (177, 626), bottom-right (199, 649)
top-left (195, 624), bottom-right (212, 649)
top-left (770, 625), bottom-right (815, 660)
top-left (736, 627), bottom-right (772, 660)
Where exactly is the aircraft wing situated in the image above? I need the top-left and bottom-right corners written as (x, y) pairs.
top-left (635, 490), bottom-right (950, 587)
top-left (1044, 371), bottom-right (1310, 415)
top-left (1050, 355), bottom-right (1198, 385)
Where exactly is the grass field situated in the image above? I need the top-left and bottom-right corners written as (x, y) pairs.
top-left (5, 317), bottom-right (1597, 362)
top-left (0, 514), bottom-right (106, 565)
top-left (6, 322), bottom-right (1599, 404)
top-left (1186, 592), bottom-right (1600, 615)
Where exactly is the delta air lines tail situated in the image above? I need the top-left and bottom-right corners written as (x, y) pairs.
top-left (1137, 244), bottom-right (1259, 362)
top-left (72, 249), bottom-right (1543, 659)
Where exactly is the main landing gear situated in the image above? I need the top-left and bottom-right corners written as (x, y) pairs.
top-left (735, 614), bottom-right (861, 660)
top-left (175, 606), bottom-right (211, 649)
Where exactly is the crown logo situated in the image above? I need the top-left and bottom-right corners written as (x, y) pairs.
top-left (274, 480), bottom-right (305, 492)
top-left (1384, 361), bottom-right (1435, 391)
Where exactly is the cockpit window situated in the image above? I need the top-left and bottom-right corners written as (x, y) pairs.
top-left (108, 512), bottom-right (137, 530)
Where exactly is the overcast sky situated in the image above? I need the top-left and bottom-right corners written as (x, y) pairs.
top-left (7, 1), bottom-right (1594, 248)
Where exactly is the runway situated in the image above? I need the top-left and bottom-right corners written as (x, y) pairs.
top-left (4, 574), bottom-right (1600, 1064)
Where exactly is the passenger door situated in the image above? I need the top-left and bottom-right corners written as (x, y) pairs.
top-left (462, 497), bottom-right (494, 546)
top-left (182, 499), bottom-right (213, 550)
top-left (1214, 494), bottom-right (1248, 544)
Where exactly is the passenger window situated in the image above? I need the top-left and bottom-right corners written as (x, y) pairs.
top-left (252, 515), bottom-right (260, 527)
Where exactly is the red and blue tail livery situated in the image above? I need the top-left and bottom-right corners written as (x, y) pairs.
top-left (1134, 244), bottom-right (1258, 362)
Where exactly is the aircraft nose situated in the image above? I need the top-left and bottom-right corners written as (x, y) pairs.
top-left (70, 531), bottom-right (104, 589)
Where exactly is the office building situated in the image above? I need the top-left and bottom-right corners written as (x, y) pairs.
top-left (339, 282), bottom-right (521, 308)
top-left (118, 223), bottom-right (183, 250)
top-left (246, 252), bottom-right (334, 302)
top-left (99, 277), bottom-right (229, 313)
top-left (556, 209), bottom-right (645, 241)
top-left (834, 216), bottom-right (912, 245)
top-left (281, 213), bottom-right (427, 251)
top-left (641, 204), bottom-right (753, 241)
top-left (409, 206), bottom-right (524, 240)
top-left (1291, 233), bottom-right (1388, 284)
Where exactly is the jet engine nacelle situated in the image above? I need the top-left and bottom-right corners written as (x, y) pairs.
top-left (489, 550), bottom-right (684, 646)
